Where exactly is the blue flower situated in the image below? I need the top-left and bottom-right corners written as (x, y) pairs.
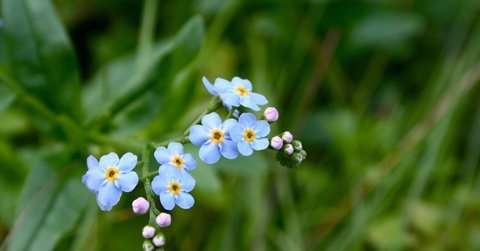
top-left (202, 76), bottom-right (268, 111)
top-left (154, 142), bottom-right (196, 175)
top-left (230, 113), bottom-right (271, 156)
top-left (151, 168), bottom-right (195, 210)
top-left (82, 152), bottom-right (139, 211)
top-left (188, 112), bottom-right (239, 164)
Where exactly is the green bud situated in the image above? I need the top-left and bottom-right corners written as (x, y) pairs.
top-left (143, 240), bottom-right (154, 251)
top-left (292, 140), bottom-right (303, 151)
top-left (292, 152), bottom-right (304, 164)
top-left (299, 150), bottom-right (307, 158)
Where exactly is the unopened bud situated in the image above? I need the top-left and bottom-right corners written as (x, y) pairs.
top-left (132, 197), bottom-right (150, 215)
top-left (292, 140), bottom-right (303, 151)
top-left (143, 240), bottom-right (154, 251)
top-left (299, 150), bottom-right (307, 158)
top-left (270, 136), bottom-right (283, 150)
top-left (264, 107), bottom-right (279, 122)
top-left (284, 144), bottom-right (294, 155)
top-left (293, 152), bottom-right (304, 163)
top-left (156, 213), bottom-right (172, 228)
top-left (142, 225), bottom-right (156, 239)
top-left (282, 131), bottom-right (293, 143)
top-left (153, 233), bottom-right (166, 247)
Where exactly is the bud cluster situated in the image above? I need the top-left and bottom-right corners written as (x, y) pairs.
top-left (141, 212), bottom-right (172, 250)
top-left (270, 131), bottom-right (307, 168)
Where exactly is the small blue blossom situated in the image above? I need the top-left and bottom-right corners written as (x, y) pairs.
top-left (188, 112), bottom-right (239, 164)
top-left (154, 142), bottom-right (196, 175)
top-left (82, 152), bottom-right (139, 211)
top-left (202, 76), bottom-right (268, 111)
top-left (230, 113), bottom-right (271, 156)
top-left (151, 168), bottom-right (195, 210)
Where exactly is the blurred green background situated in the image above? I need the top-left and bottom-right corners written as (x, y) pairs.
top-left (1, 0), bottom-right (480, 250)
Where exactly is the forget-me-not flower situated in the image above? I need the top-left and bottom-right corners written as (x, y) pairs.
top-left (188, 112), bottom-right (238, 164)
top-left (202, 76), bottom-right (268, 111)
top-left (230, 113), bottom-right (271, 156)
top-left (82, 152), bottom-right (139, 211)
top-left (152, 168), bottom-right (195, 210)
top-left (154, 142), bottom-right (196, 175)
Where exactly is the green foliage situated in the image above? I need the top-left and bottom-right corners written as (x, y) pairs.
top-left (1, 0), bottom-right (480, 251)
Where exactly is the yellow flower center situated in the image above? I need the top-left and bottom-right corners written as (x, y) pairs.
top-left (104, 166), bottom-right (119, 182)
top-left (170, 154), bottom-right (185, 169)
top-left (235, 85), bottom-right (249, 96)
top-left (167, 181), bottom-right (182, 196)
top-left (243, 128), bottom-right (256, 143)
top-left (210, 128), bottom-right (225, 144)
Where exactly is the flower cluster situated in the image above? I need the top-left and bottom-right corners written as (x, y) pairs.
top-left (81, 76), bottom-right (307, 250)
top-left (271, 131), bottom-right (307, 168)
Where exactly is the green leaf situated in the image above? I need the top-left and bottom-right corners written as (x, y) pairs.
top-left (350, 11), bottom-right (424, 49)
top-left (0, 84), bottom-right (15, 111)
top-left (7, 160), bottom-right (59, 251)
top-left (6, 152), bottom-right (89, 251)
top-left (83, 16), bottom-right (205, 131)
top-left (2, 0), bottom-right (81, 117)
top-left (27, 179), bottom-right (89, 251)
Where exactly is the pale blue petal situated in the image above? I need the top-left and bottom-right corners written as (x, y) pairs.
top-left (168, 142), bottom-right (184, 155)
top-left (118, 152), bottom-right (137, 172)
top-left (152, 175), bottom-right (168, 195)
top-left (251, 92), bottom-right (268, 105)
top-left (188, 125), bottom-right (209, 145)
top-left (154, 146), bottom-right (170, 164)
top-left (183, 153), bottom-right (196, 170)
top-left (87, 155), bottom-right (99, 170)
top-left (213, 78), bottom-right (231, 93)
top-left (160, 192), bottom-right (175, 211)
top-left (220, 92), bottom-right (240, 107)
top-left (238, 141), bottom-right (253, 156)
top-left (254, 120), bottom-right (271, 138)
top-left (117, 172), bottom-right (139, 192)
top-left (220, 140), bottom-right (239, 159)
top-left (222, 118), bottom-right (238, 132)
top-left (240, 96), bottom-right (260, 111)
top-left (201, 112), bottom-right (222, 129)
top-left (252, 138), bottom-right (269, 151)
top-left (202, 76), bottom-right (218, 96)
top-left (96, 182), bottom-right (122, 211)
top-left (159, 164), bottom-right (178, 175)
top-left (175, 193), bottom-right (195, 209)
top-left (238, 113), bottom-right (257, 127)
top-left (232, 77), bottom-right (252, 90)
top-left (99, 152), bottom-right (119, 170)
top-left (82, 169), bottom-right (104, 192)
top-left (180, 172), bottom-right (195, 192)
top-left (229, 124), bottom-right (244, 142)
top-left (199, 143), bottom-right (220, 164)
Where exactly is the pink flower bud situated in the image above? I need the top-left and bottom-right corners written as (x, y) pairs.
top-left (132, 197), bottom-right (150, 215)
top-left (156, 212), bottom-right (172, 228)
top-left (264, 107), bottom-right (279, 122)
top-left (282, 131), bottom-right (293, 143)
top-left (142, 225), bottom-right (156, 239)
top-left (270, 136), bottom-right (283, 150)
top-left (284, 144), bottom-right (294, 155)
top-left (153, 234), bottom-right (166, 247)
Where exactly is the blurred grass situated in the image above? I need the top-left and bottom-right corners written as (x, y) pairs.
top-left (1, 0), bottom-right (480, 250)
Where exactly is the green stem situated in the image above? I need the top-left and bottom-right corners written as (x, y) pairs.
top-left (141, 170), bottom-right (159, 181)
top-left (182, 97), bottom-right (221, 136)
top-left (86, 0), bottom-right (159, 129)
top-left (142, 146), bottom-right (160, 224)
top-left (137, 0), bottom-right (158, 69)
top-left (0, 69), bottom-right (84, 142)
